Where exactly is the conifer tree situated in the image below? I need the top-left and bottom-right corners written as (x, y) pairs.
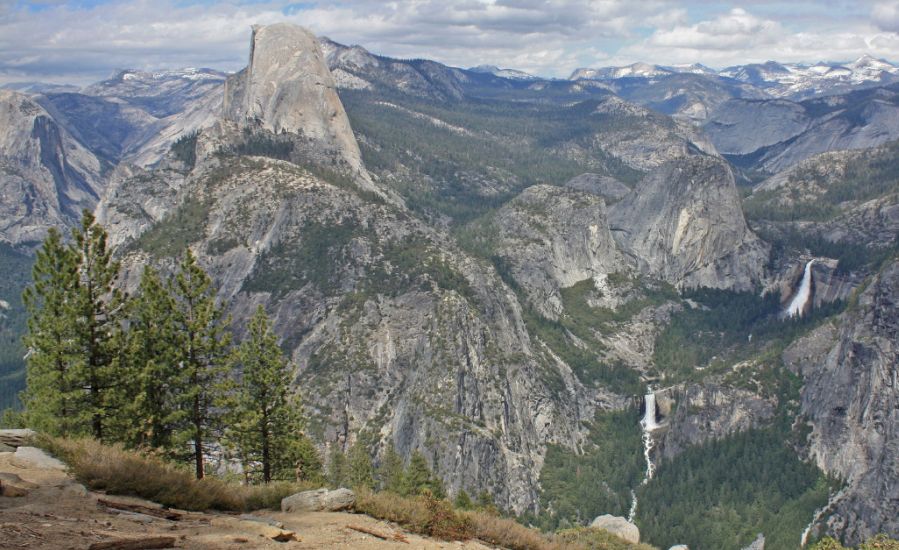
top-left (379, 442), bottom-right (405, 494)
top-left (22, 228), bottom-right (80, 435)
top-left (347, 440), bottom-right (375, 489)
top-left (69, 211), bottom-right (124, 441)
top-left (328, 444), bottom-right (348, 488)
top-left (118, 266), bottom-right (181, 451)
top-left (228, 305), bottom-right (305, 483)
top-left (454, 489), bottom-right (473, 510)
top-left (293, 436), bottom-right (324, 483)
top-left (403, 450), bottom-right (445, 498)
top-left (170, 249), bottom-right (230, 479)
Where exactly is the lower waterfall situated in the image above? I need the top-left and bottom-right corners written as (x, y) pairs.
top-left (629, 389), bottom-right (659, 522)
top-left (786, 260), bottom-right (815, 318)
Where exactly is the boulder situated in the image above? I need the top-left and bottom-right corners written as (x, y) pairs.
top-left (10, 446), bottom-right (66, 470)
top-left (0, 443), bottom-right (14, 453)
top-left (742, 533), bottom-right (765, 550)
top-left (669, 546), bottom-right (690, 550)
top-left (0, 481), bottom-right (29, 497)
top-left (589, 514), bottom-right (640, 544)
top-left (0, 428), bottom-right (36, 448)
top-left (0, 472), bottom-right (38, 488)
top-left (281, 488), bottom-right (355, 513)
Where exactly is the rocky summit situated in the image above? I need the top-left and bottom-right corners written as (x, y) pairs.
top-left (2, 19), bottom-right (898, 550)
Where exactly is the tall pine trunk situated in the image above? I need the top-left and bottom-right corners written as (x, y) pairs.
top-left (193, 392), bottom-right (204, 479)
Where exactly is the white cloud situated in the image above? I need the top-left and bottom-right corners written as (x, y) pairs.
top-left (873, 1), bottom-right (899, 32)
top-left (611, 5), bottom-right (899, 68)
top-left (2, 1), bottom-right (899, 85)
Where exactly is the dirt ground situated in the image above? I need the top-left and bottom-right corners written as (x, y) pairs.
top-left (0, 450), bottom-right (493, 549)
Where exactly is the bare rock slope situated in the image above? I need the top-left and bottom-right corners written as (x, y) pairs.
top-left (0, 90), bottom-right (104, 245)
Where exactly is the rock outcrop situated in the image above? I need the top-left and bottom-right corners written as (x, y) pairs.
top-left (564, 173), bottom-right (632, 203)
top-left (0, 429), bottom-right (36, 448)
top-left (609, 155), bottom-right (768, 290)
top-left (590, 514), bottom-right (641, 544)
top-left (281, 488), bottom-right (356, 512)
top-left (493, 184), bottom-right (630, 316)
top-left (783, 259), bottom-right (899, 544)
top-left (656, 384), bottom-right (777, 460)
top-left (10, 446), bottom-right (66, 470)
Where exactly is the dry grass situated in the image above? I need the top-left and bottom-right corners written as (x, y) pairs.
top-left (354, 487), bottom-right (474, 540)
top-left (39, 436), bottom-right (319, 512)
top-left (555, 527), bottom-right (657, 550)
top-left (466, 510), bottom-right (567, 550)
top-left (39, 437), bottom-right (657, 550)
top-left (356, 489), bottom-right (654, 550)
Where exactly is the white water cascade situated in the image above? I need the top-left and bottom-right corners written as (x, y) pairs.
top-left (628, 389), bottom-right (660, 522)
top-left (786, 260), bottom-right (815, 318)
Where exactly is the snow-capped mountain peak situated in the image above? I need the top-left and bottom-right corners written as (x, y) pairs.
top-left (468, 64), bottom-right (537, 80)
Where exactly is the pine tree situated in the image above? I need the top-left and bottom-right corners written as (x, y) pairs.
top-left (454, 489), bottom-right (473, 510)
top-left (403, 450), bottom-right (445, 498)
top-left (403, 450), bottom-right (433, 496)
top-left (228, 305), bottom-right (305, 483)
top-left (293, 435), bottom-right (324, 483)
top-left (22, 228), bottom-right (80, 435)
top-left (69, 211), bottom-right (124, 441)
top-left (118, 266), bottom-right (181, 451)
top-left (379, 442), bottom-right (405, 494)
top-left (170, 250), bottom-right (230, 479)
top-left (347, 440), bottom-right (375, 490)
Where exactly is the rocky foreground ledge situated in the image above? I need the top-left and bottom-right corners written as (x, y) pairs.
top-left (0, 431), bottom-right (493, 549)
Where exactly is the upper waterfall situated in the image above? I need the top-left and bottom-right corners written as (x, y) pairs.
top-left (786, 260), bottom-right (815, 318)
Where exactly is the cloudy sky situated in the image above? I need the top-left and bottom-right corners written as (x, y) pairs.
top-left (3, 0), bottom-right (899, 85)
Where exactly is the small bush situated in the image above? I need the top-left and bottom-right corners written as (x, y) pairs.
top-left (39, 436), bottom-right (319, 512)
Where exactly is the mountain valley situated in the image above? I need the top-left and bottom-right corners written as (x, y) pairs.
top-left (1, 22), bottom-right (898, 550)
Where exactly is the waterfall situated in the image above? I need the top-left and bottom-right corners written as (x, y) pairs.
top-left (642, 391), bottom-right (659, 431)
top-left (786, 260), bottom-right (815, 318)
top-left (629, 389), bottom-right (659, 522)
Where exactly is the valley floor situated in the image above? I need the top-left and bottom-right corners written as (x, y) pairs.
top-left (0, 451), bottom-right (491, 549)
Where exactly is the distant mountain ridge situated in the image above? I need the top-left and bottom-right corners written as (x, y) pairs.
top-left (571, 55), bottom-right (899, 100)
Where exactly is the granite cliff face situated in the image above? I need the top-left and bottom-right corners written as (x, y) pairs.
top-left (0, 90), bottom-right (104, 245)
top-left (492, 184), bottom-right (629, 317)
top-left (609, 155), bottom-right (767, 290)
top-left (783, 259), bottom-right (899, 544)
top-left (222, 24), bottom-right (367, 178)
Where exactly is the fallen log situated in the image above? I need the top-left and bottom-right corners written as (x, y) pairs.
top-left (87, 536), bottom-right (176, 550)
top-left (97, 499), bottom-right (182, 521)
top-left (347, 524), bottom-right (408, 543)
